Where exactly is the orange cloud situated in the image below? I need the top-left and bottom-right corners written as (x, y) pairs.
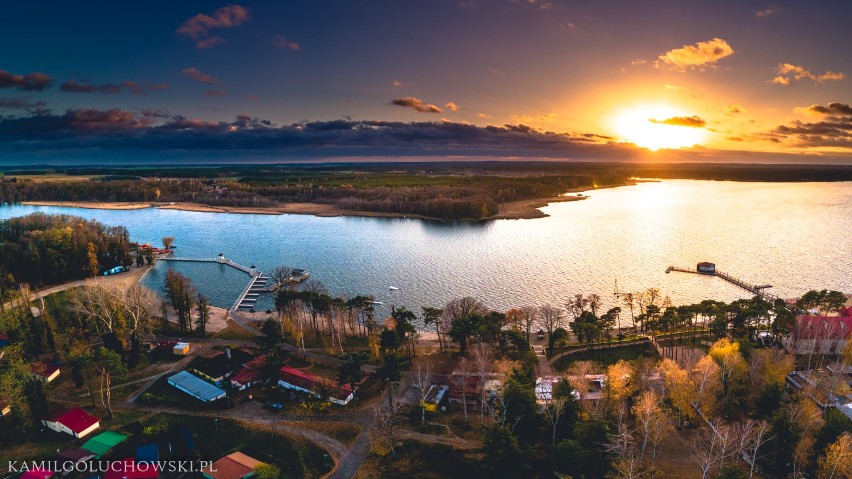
top-left (390, 97), bottom-right (442, 113)
top-left (649, 115), bottom-right (707, 128)
top-left (182, 67), bottom-right (219, 84)
top-left (771, 63), bottom-right (846, 85)
top-left (657, 38), bottom-right (734, 70)
top-left (445, 102), bottom-right (459, 111)
top-left (273, 35), bottom-right (300, 51)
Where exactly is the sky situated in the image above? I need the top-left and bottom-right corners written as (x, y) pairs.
top-left (0, 0), bottom-right (850, 165)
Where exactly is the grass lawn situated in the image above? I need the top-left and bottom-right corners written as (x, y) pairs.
top-left (213, 320), bottom-right (259, 341)
top-left (552, 342), bottom-right (660, 372)
top-left (354, 440), bottom-right (481, 479)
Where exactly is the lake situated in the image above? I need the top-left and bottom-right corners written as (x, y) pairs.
top-left (2, 180), bottom-right (850, 323)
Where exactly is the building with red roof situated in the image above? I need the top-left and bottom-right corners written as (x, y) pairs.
top-left (20, 469), bottom-right (53, 479)
top-left (42, 407), bottom-right (100, 438)
top-left (230, 355), bottom-right (266, 391)
top-left (32, 362), bottom-right (60, 382)
top-left (783, 315), bottom-right (852, 355)
top-left (278, 366), bottom-right (354, 405)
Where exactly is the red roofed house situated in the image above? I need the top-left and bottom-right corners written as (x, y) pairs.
top-left (32, 362), bottom-right (60, 383)
top-left (103, 459), bottom-right (159, 479)
top-left (42, 407), bottom-right (100, 438)
top-left (230, 355), bottom-right (266, 391)
top-left (20, 469), bottom-right (54, 479)
top-left (278, 366), bottom-right (354, 405)
top-left (783, 316), bottom-right (852, 355)
top-left (202, 451), bottom-right (264, 479)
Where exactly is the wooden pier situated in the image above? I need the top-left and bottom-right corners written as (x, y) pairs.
top-left (160, 256), bottom-right (268, 310)
top-left (665, 265), bottom-right (777, 301)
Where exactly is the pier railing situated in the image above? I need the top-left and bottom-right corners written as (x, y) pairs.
top-left (666, 265), bottom-right (778, 302)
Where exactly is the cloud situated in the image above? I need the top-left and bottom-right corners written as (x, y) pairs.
top-left (391, 80), bottom-right (403, 88)
top-left (0, 68), bottom-right (54, 91)
top-left (477, 113), bottom-right (492, 119)
top-left (445, 102), bottom-right (460, 111)
top-left (203, 90), bottom-right (227, 97)
top-left (177, 5), bottom-right (250, 48)
top-left (770, 63), bottom-right (846, 85)
top-left (272, 35), bottom-right (300, 51)
top-left (657, 38), bottom-right (734, 70)
top-left (725, 105), bottom-right (745, 114)
top-left (0, 96), bottom-right (49, 114)
top-left (0, 110), bottom-right (652, 163)
top-left (649, 115), bottom-right (707, 128)
top-left (764, 102), bottom-right (852, 148)
top-left (755, 5), bottom-right (776, 17)
top-left (58, 80), bottom-right (167, 95)
top-left (512, 112), bottom-right (558, 124)
top-left (182, 67), bottom-right (219, 84)
top-left (391, 97), bottom-right (442, 113)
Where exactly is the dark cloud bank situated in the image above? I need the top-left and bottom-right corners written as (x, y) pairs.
top-left (0, 108), bottom-right (848, 165)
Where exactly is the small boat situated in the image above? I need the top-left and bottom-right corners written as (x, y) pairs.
top-left (389, 286), bottom-right (399, 291)
top-left (371, 301), bottom-right (384, 305)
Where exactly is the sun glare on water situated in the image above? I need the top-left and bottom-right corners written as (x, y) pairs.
top-left (613, 105), bottom-right (709, 151)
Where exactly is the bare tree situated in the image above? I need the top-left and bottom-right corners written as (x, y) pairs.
top-left (371, 398), bottom-right (405, 456)
top-left (471, 343), bottom-right (494, 424)
top-left (71, 284), bottom-right (125, 335)
top-left (412, 355), bottom-right (434, 424)
top-left (606, 423), bottom-right (645, 479)
top-left (737, 420), bottom-right (772, 479)
top-left (539, 304), bottom-right (564, 351)
top-left (123, 284), bottom-right (157, 339)
top-left (691, 425), bottom-right (721, 479)
top-left (454, 357), bottom-right (474, 422)
top-left (270, 264), bottom-right (294, 288)
top-left (632, 390), bottom-right (664, 463)
top-left (543, 396), bottom-right (570, 445)
top-left (520, 306), bottom-right (539, 342)
top-left (161, 236), bottom-right (175, 250)
top-left (567, 360), bottom-right (596, 417)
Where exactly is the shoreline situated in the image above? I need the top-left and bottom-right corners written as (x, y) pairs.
top-left (17, 182), bottom-right (633, 221)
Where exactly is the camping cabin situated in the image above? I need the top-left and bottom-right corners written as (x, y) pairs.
top-left (42, 407), bottom-right (100, 438)
top-left (202, 451), bottom-right (264, 479)
top-left (420, 385), bottom-right (449, 413)
top-left (32, 361), bottom-right (60, 382)
top-left (173, 342), bottom-right (190, 355)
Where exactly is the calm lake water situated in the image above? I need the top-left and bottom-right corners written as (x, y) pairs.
top-left (2, 180), bottom-right (850, 322)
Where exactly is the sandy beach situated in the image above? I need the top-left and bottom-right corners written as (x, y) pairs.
top-left (21, 201), bottom-right (153, 210)
top-left (17, 182), bottom-right (632, 221)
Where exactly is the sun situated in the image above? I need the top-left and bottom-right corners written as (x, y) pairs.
top-left (612, 104), bottom-right (709, 151)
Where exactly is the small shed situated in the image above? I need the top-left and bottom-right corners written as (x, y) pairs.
top-left (81, 431), bottom-right (129, 458)
top-left (202, 452), bottom-right (264, 479)
top-left (173, 342), bottom-right (190, 355)
top-left (32, 362), bottom-right (61, 383)
top-left (697, 262), bottom-right (716, 273)
top-left (42, 407), bottom-right (100, 438)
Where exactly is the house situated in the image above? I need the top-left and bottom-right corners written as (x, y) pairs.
top-left (81, 431), bottom-right (129, 458)
top-left (782, 315), bottom-right (852, 355)
top-left (193, 349), bottom-right (254, 383)
top-left (697, 262), bottom-right (716, 273)
top-left (230, 355), bottom-right (266, 391)
top-left (32, 361), bottom-right (60, 383)
top-left (168, 370), bottom-right (227, 402)
top-left (278, 366), bottom-right (354, 405)
top-left (104, 459), bottom-right (159, 479)
top-left (202, 451), bottom-right (264, 479)
top-left (441, 371), bottom-right (504, 406)
top-left (173, 342), bottom-right (190, 355)
top-left (42, 408), bottom-right (100, 438)
top-left (20, 469), bottom-right (53, 479)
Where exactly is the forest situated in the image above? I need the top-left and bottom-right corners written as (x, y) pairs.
top-left (0, 212), bottom-right (133, 288)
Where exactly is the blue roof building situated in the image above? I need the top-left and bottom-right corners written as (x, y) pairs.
top-left (167, 371), bottom-right (226, 403)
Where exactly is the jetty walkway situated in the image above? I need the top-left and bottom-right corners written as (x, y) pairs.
top-left (160, 256), bottom-right (269, 311)
top-left (665, 265), bottom-right (777, 301)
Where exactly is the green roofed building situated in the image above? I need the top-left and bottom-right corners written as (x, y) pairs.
top-left (81, 431), bottom-right (128, 458)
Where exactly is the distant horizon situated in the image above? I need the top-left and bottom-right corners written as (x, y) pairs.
top-left (1, 2), bottom-right (849, 165)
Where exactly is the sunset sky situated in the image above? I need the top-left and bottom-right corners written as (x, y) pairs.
top-left (1, 0), bottom-right (850, 164)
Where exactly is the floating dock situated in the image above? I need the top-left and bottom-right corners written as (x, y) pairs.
top-left (665, 265), bottom-right (777, 301)
top-left (160, 256), bottom-right (268, 310)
